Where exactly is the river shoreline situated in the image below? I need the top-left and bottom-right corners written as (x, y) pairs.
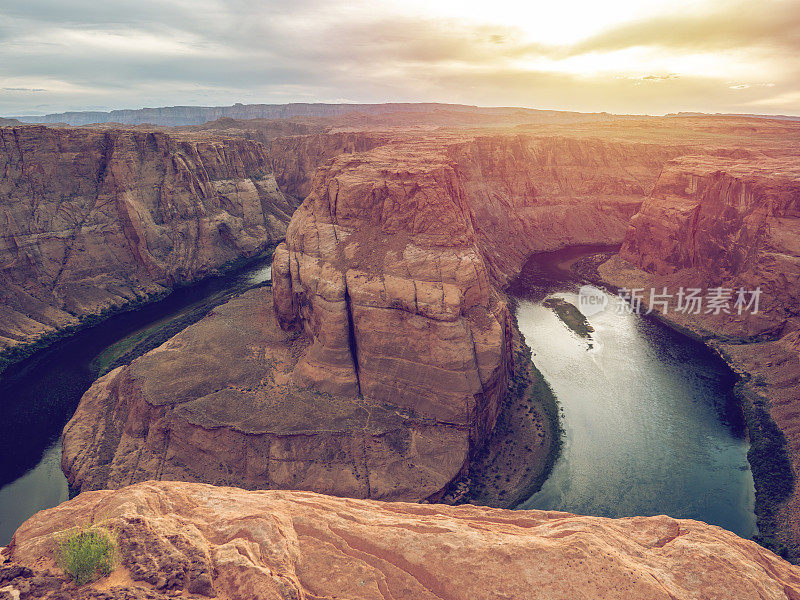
top-left (571, 250), bottom-right (793, 559)
top-left (0, 249), bottom-right (277, 381)
top-left (439, 311), bottom-right (561, 508)
top-left (0, 249), bottom-right (277, 544)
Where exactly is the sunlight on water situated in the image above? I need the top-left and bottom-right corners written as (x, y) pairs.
top-left (517, 290), bottom-right (756, 537)
top-left (0, 442), bottom-right (67, 543)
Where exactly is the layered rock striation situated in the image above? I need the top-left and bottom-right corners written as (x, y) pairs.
top-left (0, 125), bottom-right (298, 351)
top-left (599, 153), bottom-right (800, 556)
top-left (4, 481), bottom-right (800, 600)
top-left (62, 130), bottom-right (696, 501)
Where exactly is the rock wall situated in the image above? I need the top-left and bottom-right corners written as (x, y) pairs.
top-left (269, 133), bottom-right (680, 496)
top-left (448, 135), bottom-right (683, 282)
top-left (4, 481), bottom-right (800, 600)
top-left (599, 153), bottom-right (800, 556)
top-left (617, 154), bottom-right (800, 335)
top-left (0, 126), bottom-right (299, 351)
top-left (268, 132), bottom-right (391, 199)
top-left (63, 131), bottom-right (679, 501)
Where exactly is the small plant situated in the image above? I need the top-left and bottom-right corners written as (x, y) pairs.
top-left (54, 523), bottom-right (119, 585)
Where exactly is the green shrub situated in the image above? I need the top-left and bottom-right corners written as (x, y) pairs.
top-left (54, 524), bottom-right (119, 585)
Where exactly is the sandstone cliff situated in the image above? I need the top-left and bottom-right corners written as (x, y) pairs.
top-left (0, 126), bottom-right (298, 352)
top-left (3, 481), bottom-right (800, 599)
top-left (599, 153), bottom-right (800, 556)
top-left (268, 132), bottom-right (391, 200)
top-left (62, 287), bottom-right (472, 501)
top-left (61, 130), bottom-right (691, 502)
top-left (271, 133), bottom-right (682, 434)
top-left (446, 135), bottom-right (683, 283)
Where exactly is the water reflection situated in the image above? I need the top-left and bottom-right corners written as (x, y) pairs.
top-left (516, 289), bottom-right (756, 538)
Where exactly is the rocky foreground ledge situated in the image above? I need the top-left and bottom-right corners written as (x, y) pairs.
top-left (2, 481), bottom-right (799, 600)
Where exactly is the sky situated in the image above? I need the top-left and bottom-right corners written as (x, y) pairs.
top-left (1, 0), bottom-right (799, 117)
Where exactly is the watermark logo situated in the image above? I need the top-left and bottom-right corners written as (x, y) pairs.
top-left (578, 285), bottom-right (608, 316)
top-left (614, 286), bottom-right (762, 316)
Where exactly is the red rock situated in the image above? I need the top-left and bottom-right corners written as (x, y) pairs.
top-left (5, 481), bottom-right (800, 600)
top-left (0, 126), bottom-right (298, 351)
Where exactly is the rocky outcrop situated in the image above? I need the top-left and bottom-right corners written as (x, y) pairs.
top-left (0, 126), bottom-right (298, 351)
top-left (62, 287), bottom-right (468, 500)
top-left (63, 131), bottom-right (685, 501)
top-left (268, 132), bottom-right (391, 199)
top-left (4, 481), bottom-right (800, 599)
top-left (599, 154), bottom-right (800, 557)
top-left (271, 133), bottom-right (681, 433)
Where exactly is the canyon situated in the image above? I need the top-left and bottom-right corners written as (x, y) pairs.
top-left (59, 126), bottom-right (686, 503)
top-left (598, 152), bottom-right (800, 555)
top-left (2, 108), bottom-right (800, 595)
top-left (56, 115), bottom-right (800, 521)
top-left (0, 126), bottom-right (298, 356)
top-left (3, 481), bottom-right (800, 600)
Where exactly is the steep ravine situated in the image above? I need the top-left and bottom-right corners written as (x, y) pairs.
top-left (62, 132), bottom-right (684, 502)
top-left (4, 123), bottom-right (800, 596)
top-left (0, 125), bottom-right (299, 362)
top-left (17, 126), bottom-right (794, 552)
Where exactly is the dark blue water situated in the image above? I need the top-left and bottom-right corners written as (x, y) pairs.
top-left (0, 259), bottom-right (272, 544)
top-left (516, 285), bottom-right (756, 537)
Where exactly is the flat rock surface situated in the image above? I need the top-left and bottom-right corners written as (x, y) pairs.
top-left (62, 287), bottom-right (467, 501)
top-left (5, 481), bottom-right (800, 600)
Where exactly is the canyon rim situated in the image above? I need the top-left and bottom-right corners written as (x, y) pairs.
top-left (2, 0), bottom-right (800, 596)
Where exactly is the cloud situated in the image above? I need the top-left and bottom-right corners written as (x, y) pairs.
top-left (567, 0), bottom-right (800, 55)
top-left (0, 0), bottom-right (798, 116)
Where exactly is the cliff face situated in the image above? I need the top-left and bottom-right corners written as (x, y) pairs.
top-left (0, 126), bottom-right (298, 351)
top-left (268, 132), bottom-right (391, 199)
top-left (63, 132), bottom-right (674, 501)
top-left (600, 153), bottom-right (800, 556)
top-left (448, 135), bottom-right (683, 282)
top-left (272, 141), bottom-right (513, 455)
top-left (272, 133), bottom-right (680, 416)
top-left (4, 481), bottom-right (800, 600)
top-left (617, 154), bottom-right (800, 336)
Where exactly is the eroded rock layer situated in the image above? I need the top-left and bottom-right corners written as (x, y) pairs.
top-left (4, 481), bottom-right (800, 600)
top-left (599, 153), bottom-right (800, 555)
top-left (0, 126), bottom-right (298, 350)
top-left (61, 130), bottom-right (699, 501)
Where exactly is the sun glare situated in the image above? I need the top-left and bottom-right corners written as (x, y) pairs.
top-left (389, 0), bottom-right (717, 46)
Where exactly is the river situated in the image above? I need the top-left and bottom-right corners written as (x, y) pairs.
top-left (512, 248), bottom-right (756, 538)
top-left (0, 257), bottom-right (272, 544)
top-left (0, 246), bottom-right (757, 544)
